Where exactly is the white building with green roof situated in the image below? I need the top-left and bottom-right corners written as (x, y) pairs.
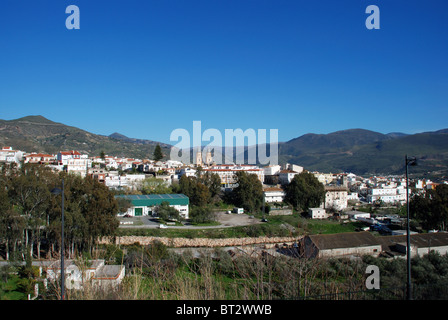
top-left (116, 194), bottom-right (189, 219)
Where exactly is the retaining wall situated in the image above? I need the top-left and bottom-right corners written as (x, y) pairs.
top-left (99, 236), bottom-right (301, 248)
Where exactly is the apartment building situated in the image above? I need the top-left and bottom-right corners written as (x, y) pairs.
top-left (57, 150), bottom-right (89, 177)
top-left (0, 146), bottom-right (24, 164)
top-left (204, 164), bottom-right (264, 188)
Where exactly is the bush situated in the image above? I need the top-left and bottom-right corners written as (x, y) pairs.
top-left (190, 206), bottom-right (216, 224)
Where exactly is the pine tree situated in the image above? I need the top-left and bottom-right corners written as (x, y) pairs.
top-left (284, 171), bottom-right (325, 212)
top-left (232, 171), bottom-right (263, 213)
top-left (153, 144), bottom-right (163, 161)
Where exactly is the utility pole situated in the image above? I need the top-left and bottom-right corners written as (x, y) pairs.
top-left (405, 155), bottom-right (416, 300)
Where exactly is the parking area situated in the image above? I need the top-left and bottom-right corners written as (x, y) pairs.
top-left (214, 211), bottom-right (262, 227)
top-left (118, 211), bottom-right (262, 229)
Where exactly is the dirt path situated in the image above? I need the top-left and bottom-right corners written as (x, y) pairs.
top-left (118, 212), bottom-right (262, 229)
top-left (215, 212), bottom-right (262, 227)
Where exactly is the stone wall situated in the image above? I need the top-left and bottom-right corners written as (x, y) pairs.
top-left (268, 208), bottom-right (293, 216)
top-left (99, 236), bottom-right (301, 248)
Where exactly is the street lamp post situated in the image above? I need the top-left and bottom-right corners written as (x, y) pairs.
top-left (405, 155), bottom-right (416, 300)
top-left (51, 178), bottom-right (65, 301)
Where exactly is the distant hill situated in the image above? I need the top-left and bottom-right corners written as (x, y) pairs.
top-left (0, 115), bottom-right (171, 159)
top-left (1, 116), bottom-right (447, 177)
top-left (279, 129), bottom-right (391, 157)
top-left (109, 132), bottom-right (170, 147)
top-left (278, 128), bottom-right (448, 176)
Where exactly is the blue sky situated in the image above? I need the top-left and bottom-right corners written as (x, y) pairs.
top-left (0, 0), bottom-right (447, 146)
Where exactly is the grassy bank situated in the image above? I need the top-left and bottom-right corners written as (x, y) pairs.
top-left (116, 214), bottom-right (365, 239)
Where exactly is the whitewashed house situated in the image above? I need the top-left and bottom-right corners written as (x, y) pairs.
top-left (179, 167), bottom-right (197, 177)
top-left (263, 187), bottom-right (285, 203)
top-left (308, 207), bottom-right (328, 219)
top-left (57, 150), bottom-right (89, 177)
top-left (263, 165), bottom-right (281, 176)
top-left (204, 164), bottom-right (264, 189)
top-left (0, 147), bottom-right (24, 164)
top-left (46, 259), bottom-right (125, 290)
top-left (367, 186), bottom-right (407, 204)
top-left (279, 170), bottom-right (299, 185)
top-left (322, 186), bottom-right (348, 211)
top-left (24, 153), bottom-right (55, 164)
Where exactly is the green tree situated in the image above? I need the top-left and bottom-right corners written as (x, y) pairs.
top-left (48, 174), bottom-right (120, 257)
top-left (199, 171), bottom-right (221, 200)
top-left (156, 201), bottom-right (180, 221)
top-left (410, 184), bottom-right (448, 231)
top-left (0, 186), bottom-right (25, 260)
top-left (179, 175), bottom-right (192, 198)
top-left (190, 206), bottom-right (216, 224)
top-left (116, 197), bottom-right (132, 215)
top-left (284, 171), bottom-right (325, 212)
top-left (8, 164), bottom-right (55, 259)
top-left (231, 171), bottom-right (263, 213)
top-left (192, 182), bottom-right (210, 207)
top-left (153, 144), bottom-right (163, 161)
top-left (179, 175), bottom-right (211, 207)
top-left (83, 176), bottom-right (120, 251)
top-left (140, 176), bottom-right (173, 194)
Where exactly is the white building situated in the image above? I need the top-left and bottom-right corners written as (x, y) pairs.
top-left (179, 167), bottom-right (197, 177)
top-left (263, 165), bottom-right (281, 176)
top-left (24, 153), bottom-right (55, 164)
top-left (104, 174), bottom-right (146, 190)
top-left (313, 172), bottom-right (335, 185)
top-left (346, 211), bottom-right (371, 219)
top-left (46, 259), bottom-right (125, 290)
top-left (323, 186), bottom-right (348, 211)
top-left (66, 158), bottom-right (89, 177)
top-left (204, 164), bottom-right (264, 189)
top-left (263, 187), bottom-right (285, 203)
top-left (284, 163), bottom-right (304, 174)
top-left (367, 186), bottom-right (407, 204)
top-left (308, 207), bottom-right (328, 219)
top-left (57, 150), bottom-right (89, 177)
top-left (0, 147), bottom-right (24, 164)
top-left (279, 170), bottom-right (300, 185)
top-left (116, 194), bottom-right (190, 219)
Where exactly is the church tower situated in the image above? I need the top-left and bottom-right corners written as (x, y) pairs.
top-left (205, 150), bottom-right (213, 167)
top-left (195, 151), bottom-right (202, 167)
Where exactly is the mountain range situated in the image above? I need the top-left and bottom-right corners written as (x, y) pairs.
top-left (277, 128), bottom-right (448, 176)
top-left (0, 115), bottom-right (447, 177)
top-left (0, 115), bottom-right (171, 160)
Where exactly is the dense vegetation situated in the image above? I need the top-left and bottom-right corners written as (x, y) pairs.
top-left (410, 184), bottom-right (448, 231)
top-left (0, 163), bottom-right (120, 261)
top-left (3, 240), bottom-right (447, 300)
top-left (284, 171), bottom-right (325, 212)
top-left (1, 158), bottom-right (447, 300)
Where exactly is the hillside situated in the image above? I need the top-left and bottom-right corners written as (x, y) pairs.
top-left (0, 116), bottom-right (171, 159)
top-left (278, 129), bottom-right (448, 176)
top-left (1, 116), bottom-right (447, 176)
